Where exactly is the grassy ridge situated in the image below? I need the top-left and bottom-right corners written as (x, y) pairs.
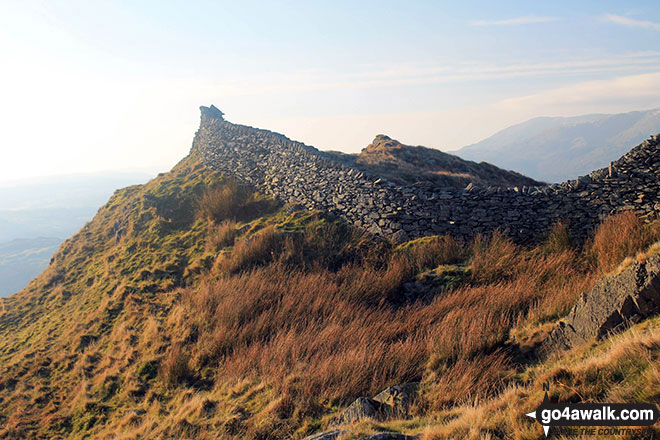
top-left (0, 155), bottom-right (659, 439)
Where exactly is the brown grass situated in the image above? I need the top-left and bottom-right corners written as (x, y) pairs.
top-left (196, 180), bottom-right (278, 223)
top-left (397, 235), bottom-right (463, 272)
top-left (214, 226), bottom-right (284, 275)
top-left (206, 220), bottom-right (240, 252)
top-left (169, 217), bottom-right (609, 426)
top-left (542, 221), bottom-right (573, 255)
top-left (161, 344), bottom-right (193, 387)
top-left (469, 231), bottom-right (520, 284)
top-left (588, 211), bottom-right (653, 274)
top-left (196, 180), bottom-right (248, 222)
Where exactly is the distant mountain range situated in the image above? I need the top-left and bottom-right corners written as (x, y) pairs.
top-left (456, 108), bottom-right (660, 182)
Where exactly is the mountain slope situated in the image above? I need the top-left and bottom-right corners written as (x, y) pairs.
top-left (1, 109), bottom-right (660, 439)
top-left (325, 134), bottom-right (540, 188)
top-left (456, 108), bottom-right (660, 182)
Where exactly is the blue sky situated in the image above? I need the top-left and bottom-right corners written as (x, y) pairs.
top-left (1, 0), bottom-right (660, 182)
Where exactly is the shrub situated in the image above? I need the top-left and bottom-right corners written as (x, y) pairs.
top-left (160, 345), bottom-right (192, 387)
top-left (206, 220), bottom-right (239, 252)
top-left (215, 226), bottom-right (284, 274)
top-left (469, 231), bottom-right (520, 284)
top-left (588, 211), bottom-right (651, 273)
top-left (397, 235), bottom-right (464, 272)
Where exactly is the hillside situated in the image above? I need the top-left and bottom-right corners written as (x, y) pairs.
top-left (325, 135), bottom-right (540, 189)
top-left (456, 108), bottom-right (660, 182)
top-left (1, 108), bottom-right (660, 439)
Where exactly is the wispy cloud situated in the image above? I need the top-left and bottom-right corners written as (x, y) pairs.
top-left (470, 15), bottom-right (559, 27)
top-left (212, 51), bottom-right (660, 96)
top-left (602, 13), bottom-right (660, 30)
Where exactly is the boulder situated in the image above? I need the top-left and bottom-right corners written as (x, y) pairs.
top-left (199, 104), bottom-right (224, 120)
top-left (539, 254), bottom-right (660, 357)
top-left (330, 397), bottom-right (386, 426)
top-left (330, 383), bottom-right (418, 427)
top-left (391, 230), bottom-right (410, 245)
top-left (373, 383), bottom-right (417, 418)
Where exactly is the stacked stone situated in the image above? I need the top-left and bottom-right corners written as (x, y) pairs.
top-left (192, 106), bottom-right (660, 244)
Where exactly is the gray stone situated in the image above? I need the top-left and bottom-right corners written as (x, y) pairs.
top-left (330, 397), bottom-right (386, 426)
top-left (191, 106), bottom-right (660, 246)
top-left (539, 254), bottom-right (660, 357)
top-left (391, 230), bottom-right (410, 245)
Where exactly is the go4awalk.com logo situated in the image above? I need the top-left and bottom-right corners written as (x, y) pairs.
top-left (526, 389), bottom-right (659, 437)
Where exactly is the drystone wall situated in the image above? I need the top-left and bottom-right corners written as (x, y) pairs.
top-left (192, 105), bottom-right (660, 243)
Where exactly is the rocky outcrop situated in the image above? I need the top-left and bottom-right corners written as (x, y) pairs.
top-left (192, 105), bottom-right (660, 244)
top-left (330, 397), bottom-right (387, 426)
top-left (539, 254), bottom-right (660, 357)
top-left (300, 384), bottom-right (418, 440)
top-left (329, 383), bottom-right (418, 427)
top-left (325, 134), bottom-right (541, 189)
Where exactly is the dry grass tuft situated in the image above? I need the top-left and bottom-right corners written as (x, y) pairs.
top-left (397, 235), bottom-right (463, 272)
top-left (543, 221), bottom-right (573, 255)
top-left (469, 231), bottom-right (519, 284)
top-left (161, 344), bottom-right (193, 387)
top-left (588, 211), bottom-right (652, 274)
top-left (206, 220), bottom-right (240, 252)
top-left (196, 179), bottom-right (278, 224)
top-left (215, 226), bottom-right (284, 275)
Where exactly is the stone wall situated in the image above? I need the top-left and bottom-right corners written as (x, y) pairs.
top-left (192, 105), bottom-right (660, 244)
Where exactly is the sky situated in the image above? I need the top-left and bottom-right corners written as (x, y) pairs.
top-left (1, 0), bottom-right (660, 183)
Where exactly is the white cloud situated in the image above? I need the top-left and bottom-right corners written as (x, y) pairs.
top-left (470, 15), bottom-right (559, 26)
top-left (602, 13), bottom-right (660, 31)
top-left (499, 72), bottom-right (660, 110)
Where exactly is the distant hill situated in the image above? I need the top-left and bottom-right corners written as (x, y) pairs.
top-left (0, 238), bottom-right (60, 297)
top-left (456, 108), bottom-right (660, 182)
top-left (325, 134), bottom-right (540, 188)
